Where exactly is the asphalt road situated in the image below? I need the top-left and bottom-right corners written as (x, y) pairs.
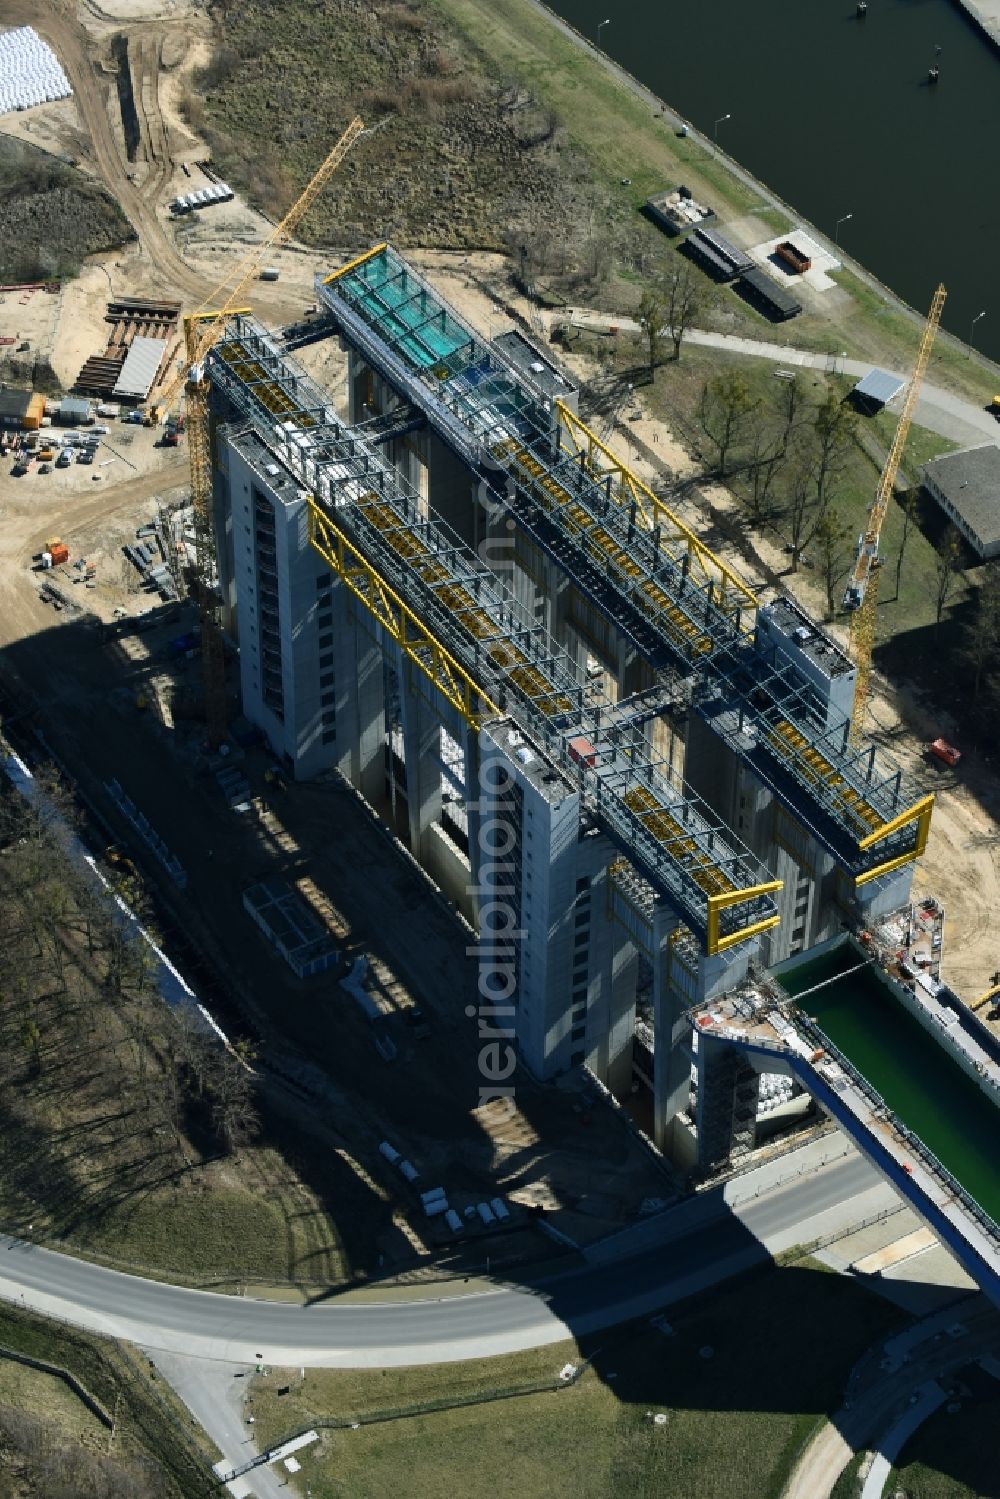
top-left (0, 1152), bottom-right (889, 1369)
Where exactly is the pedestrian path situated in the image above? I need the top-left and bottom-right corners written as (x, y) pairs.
top-left (564, 310), bottom-right (1000, 450)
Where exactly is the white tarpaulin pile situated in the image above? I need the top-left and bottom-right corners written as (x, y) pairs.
top-left (0, 26), bottom-right (72, 114)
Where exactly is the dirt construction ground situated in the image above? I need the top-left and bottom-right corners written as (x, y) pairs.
top-left (0, 0), bottom-right (997, 1090)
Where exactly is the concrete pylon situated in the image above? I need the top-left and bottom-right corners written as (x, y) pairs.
top-left (651, 901), bottom-right (693, 1154)
top-left (652, 907), bottom-right (756, 1158)
top-left (334, 595), bottom-right (385, 806)
top-left (398, 668), bottom-right (443, 862)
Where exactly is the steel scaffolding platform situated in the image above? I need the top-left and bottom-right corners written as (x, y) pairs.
top-left (317, 243), bottom-right (931, 884)
top-left (208, 317), bottom-right (780, 954)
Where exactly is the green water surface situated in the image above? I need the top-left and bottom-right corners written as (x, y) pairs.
top-left (781, 943), bottom-right (1000, 1227)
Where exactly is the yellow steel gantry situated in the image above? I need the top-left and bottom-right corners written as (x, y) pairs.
top-left (555, 401), bottom-right (758, 629)
top-left (846, 284), bottom-right (946, 741)
top-left (145, 117), bottom-right (365, 746)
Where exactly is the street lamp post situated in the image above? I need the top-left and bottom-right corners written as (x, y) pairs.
top-left (713, 112), bottom-right (731, 143)
top-left (597, 17), bottom-right (611, 47)
top-left (969, 309), bottom-right (987, 356)
top-left (834, 212), bottom-right (853, 247)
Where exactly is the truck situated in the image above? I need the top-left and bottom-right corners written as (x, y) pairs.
top-left (162, 410), bottom-right (187, 447)
top-left (929, 738), bottom-right (961, 768)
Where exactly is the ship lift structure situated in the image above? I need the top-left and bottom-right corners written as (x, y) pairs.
top-left (197, 242), bottom-right (939, 956)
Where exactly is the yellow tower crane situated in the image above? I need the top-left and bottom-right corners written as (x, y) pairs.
top-left (146, 116), bottom-right (365, 746)
top-left (844, 283), bottom-right (947, 739)
top-left (971, 973), bottom-right (1000, 1013)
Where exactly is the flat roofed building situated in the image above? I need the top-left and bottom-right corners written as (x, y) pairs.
top-left (852, 368), bottom-right (906, 412)
top-left (0, 389), bottom-right (44, 429)
top-left (113, 336), bottom-right (168, 403)
top-left (922, 443), bottom-right (1000, 560)
top-left (737, 266), bottom-right (802, 322)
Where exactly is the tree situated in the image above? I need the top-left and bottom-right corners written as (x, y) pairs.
top-left (933, 528), bottom-right (962, 632)
top-left (777, 374), bottom-right (808, 456)
top-left (962, 561), bottom-right (1000, 700)
top-left (745, 419), bottom-right (784, 526)
top-left (20, 1018), bottom-right (42, 1077)
top-left (894, 489), bottom-right (919, 599)
top-left (636, 289), bottom-right (665, 371)
top-left (784, 459), bottom-right (824, 572)
top-left (812, 505), bottom-right (854, 617)
top-left (698, 371), bottom-right (754, 476)
top-left (663, 263), bottom-right (700, 361)
top-left (209, 1049), bottom-right (260, 1154)
top-left (812, 391), bottom-right (856, 509)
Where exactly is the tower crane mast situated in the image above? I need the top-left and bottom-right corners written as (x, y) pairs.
top-left (845, 283), bottom-right (946, 739)
top-left (146, 117), bottom-right (365, 747)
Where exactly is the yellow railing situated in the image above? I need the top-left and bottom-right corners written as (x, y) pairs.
top-left (554, 402), bottom-right (757, 626)
top-left (308, 501), bottom-right (498, 730)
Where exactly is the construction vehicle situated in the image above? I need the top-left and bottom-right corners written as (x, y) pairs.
top-left (929, 737), bottom-right (961, 768)
top-left (143, 116), bottom-right (365, 747)
top-left (845, 284), bottom-right (946, 737)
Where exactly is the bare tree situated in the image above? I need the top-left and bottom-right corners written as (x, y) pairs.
top-left (698, 371), bottom-right (754, 476)
top-left (745, 419), bottom-right (784, 526)
top-left (933, 527), bottom-right (962, 632)
top-left (209, 1049), bottom-right (260, 1154)
top-left (663, 263), bottom-right (700, 361)
top-left (894, 489), bottom-right (919, 599)
top-left (777, 373), bottom-right (808, 456)
top-left (636, 289), bottom-right (665, 371)
top-left (812, 505), bottom-right (854, 617)
top-left (784, 459), bottom-right (824, 571)
top-left (962, 561), bottom-right (1000, 700)
top-left (812, 390), bottom-right (856, 509)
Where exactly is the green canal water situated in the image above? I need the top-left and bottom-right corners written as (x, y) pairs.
top-left (781, 942), bottom-right (1000, 1226)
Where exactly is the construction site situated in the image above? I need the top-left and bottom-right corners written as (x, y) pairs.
top-left (2, 1), bottom-right (1000, 1329)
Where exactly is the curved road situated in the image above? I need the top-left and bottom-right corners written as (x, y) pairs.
top-left (0, 1151), bottom-right (889, 1368)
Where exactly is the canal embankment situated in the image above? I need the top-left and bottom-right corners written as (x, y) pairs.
top-left (956, 0), bottom-right (1000, 47)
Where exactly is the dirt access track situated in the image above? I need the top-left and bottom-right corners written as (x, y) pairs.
top-left (0, 0), bottom-right (207, 300)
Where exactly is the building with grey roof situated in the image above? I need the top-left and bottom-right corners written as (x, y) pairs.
top-left (921, 443), bottom-right (1000, 560)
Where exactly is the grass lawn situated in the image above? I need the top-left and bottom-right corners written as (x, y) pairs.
top-left (0, 1303), bottom-right (217, 1496)
top-left (247, 1259), bottom-right (902, 1499)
